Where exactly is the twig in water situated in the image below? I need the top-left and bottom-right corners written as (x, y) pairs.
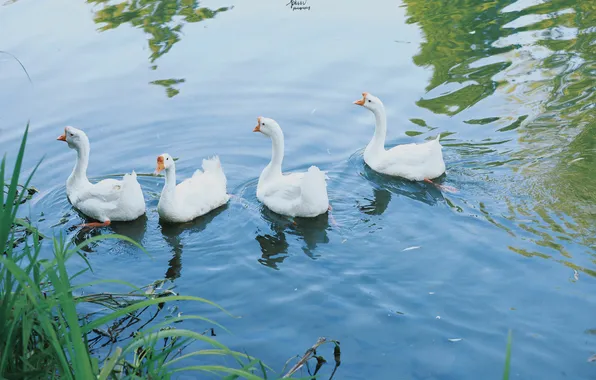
top-left (282, 337), bottom-right (341, 379)
top-left (328, 343), bottom-right (341, 380)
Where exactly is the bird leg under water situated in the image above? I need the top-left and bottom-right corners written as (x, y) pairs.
top-left (77, 220), bottom-right (111, 229)
top-left (328, 204), bottom-right (339, 227)
top-left (424, 178), bottom-right (457, 193)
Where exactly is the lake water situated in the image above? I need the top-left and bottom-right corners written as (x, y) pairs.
top-left (1, 0), bottom-right (595, 378)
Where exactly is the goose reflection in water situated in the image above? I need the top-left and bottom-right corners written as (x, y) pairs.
top-left (256, 206), bottom-right (330, 270)
top-left (159, 204), bottom-right (228, 280)
top-left (358, 187), bottom-right (392, 215)
top-left (359, 164), bottom-right (446, 210)
top-left (69, 213), bottom-right (148, 254)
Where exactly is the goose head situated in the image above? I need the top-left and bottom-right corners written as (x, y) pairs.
top-left (56, 126), bottom-right (89, 150)
top-left (353, 92), bottom-right (384, 113)
top-left (154, 153), bottom-right (174, 175)
top-left (253, 116), bottom-right (282, 137)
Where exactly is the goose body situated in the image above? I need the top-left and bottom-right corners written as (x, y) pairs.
top-left (253, 117), bottom-right (329, 218)
top-left (57, 126), bottom-right (146, 227)
top-left (364, 133), bottom-right (445, 181)
top-left (155, 153), bottom-right (229, 223)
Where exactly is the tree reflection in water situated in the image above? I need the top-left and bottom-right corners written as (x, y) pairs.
top-left (87, 0), bottom-right (231, 97)
top-left (403, 0), bottom-right (596, 274)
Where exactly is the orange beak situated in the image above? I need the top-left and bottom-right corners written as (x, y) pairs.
top-left (57, 127), bottom-right (67, 141)
top-left (353, 92), bottom-right (368, 106)
top-left (154, 156), bottom-right (165, 175)
top-left (253, 116), bottom-right (262, 132)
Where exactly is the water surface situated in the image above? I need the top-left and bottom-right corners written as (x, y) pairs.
top-left (1, 0), bottom-right (595, 378)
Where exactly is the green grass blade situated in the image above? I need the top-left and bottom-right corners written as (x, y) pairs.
top-left (82, 295), bottom-right (236, 334)
top-left (46, 245), bottom-right (94, 377)
top-left (71, 278), bottom-right (142, 293)
top-left (13, 217), bottom-right (48, 239)
top-left (98, 347), bottom-right (122, 380)
top-left (10, 159), bottom-right (42, 222)
top-left (503, 329), bottom-right (512, 380)
top-left (173, 365), bottom-right (264, 380)
top-left (122, 329), bottom-right (231, 356)
top-left (69, 233), bottom-right (147, 255)
top-left (0, 155), bottom-right (6, 219)
top-left (5, 123), bottom-right (29, 213)
top-left (145, 315), bottom-right (231, 336)
top-left (164, 349), bottom-right (272, 372)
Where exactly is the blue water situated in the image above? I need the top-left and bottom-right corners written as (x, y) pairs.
top-left (1, 0), bottom-right (595, 378)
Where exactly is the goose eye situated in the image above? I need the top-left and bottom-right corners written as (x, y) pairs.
top-left (69, 133), bottom-right (74, 137)
top-left (261, 123), bottom-right (264, 126)
top-left (367, 100), bottom-right (371, 103)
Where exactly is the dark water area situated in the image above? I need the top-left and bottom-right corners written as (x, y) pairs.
top-left (1, 0), bottom-right (595, 378)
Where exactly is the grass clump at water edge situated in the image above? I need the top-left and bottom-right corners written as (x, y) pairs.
top-left (0, 124), bottom-right (341, 379)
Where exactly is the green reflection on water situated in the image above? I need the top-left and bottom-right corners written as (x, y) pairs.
top-left (403, 0), bottom-right (517, 114)
top-left (87, 0), bottom-right (231, 97)
top-left (404, 0), bottom-right (595, 273)
top-left (150, 78), bottom-right (186, 97)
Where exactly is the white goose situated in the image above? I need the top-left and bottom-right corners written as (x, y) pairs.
top-left (253, 117), bottom-right (330, 218)
top-left (353, 92), bottom-right (456, 193)
top-left (57, 126), bottom-right (146, 228)
top-left (154, 153), bottom-right (229, 223)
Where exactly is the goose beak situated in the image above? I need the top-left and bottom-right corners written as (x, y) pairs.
top-left (253, 117), bottom-right (261, 132)
top-left (154, 156), bottom-right (165, 175)
top-left (353, 92), bottom-right (368, 106)
top-left (57, 134), bottom-right (66, 141)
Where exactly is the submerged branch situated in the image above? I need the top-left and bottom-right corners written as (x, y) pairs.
top-left (282, 337), bottom-right (341, 379)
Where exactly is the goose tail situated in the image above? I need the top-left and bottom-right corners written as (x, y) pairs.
top-left (300, 166), bottom-right (329, 212)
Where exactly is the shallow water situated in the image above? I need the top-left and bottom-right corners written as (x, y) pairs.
top-left (1, 0), bottom-right (595, 378)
